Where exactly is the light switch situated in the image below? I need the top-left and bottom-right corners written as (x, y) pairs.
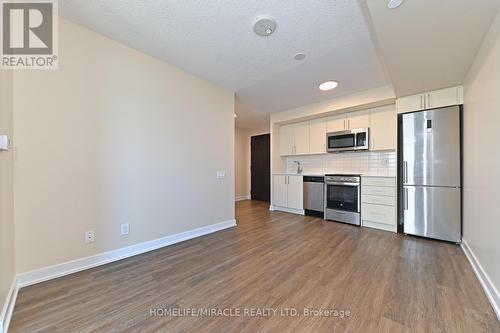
top-left (0, 135), bottom-right (9, 151)
top-left (216, 170), bottom-right (225, 179)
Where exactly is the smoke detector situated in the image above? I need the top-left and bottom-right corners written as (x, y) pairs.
top-left (388, 0), bottom-right (404, 9)
top-left (254, 17), bottom-right (277, 37)
top-left (294, 52), bottom-right (306, 61)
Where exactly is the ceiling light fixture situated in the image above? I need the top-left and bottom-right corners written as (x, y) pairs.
top-left (294, 52), bottom-right (306, 61)
top-left (253, 17), bottom-right (277, 37)
top-left (387, 0), bottom-right (404, 9)
top-left (319, 81), bottom-right (339, 91)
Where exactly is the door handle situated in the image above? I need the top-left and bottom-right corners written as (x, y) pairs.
top-left (403, 188), bottom-right (408, 210)
top-left (403, 161), bottom-right (408, 183)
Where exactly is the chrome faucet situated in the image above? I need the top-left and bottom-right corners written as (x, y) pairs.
top-left (294, 161), bottom-right (303, 174)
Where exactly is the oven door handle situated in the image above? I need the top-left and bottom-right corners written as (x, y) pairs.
top-left (326, 182), bottom-right (360, 186)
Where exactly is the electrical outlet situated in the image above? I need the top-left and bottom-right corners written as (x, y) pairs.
top-left (121, 223), bottom-right (130, 236)
top-left (216, 170), bottom-right (225, 179)
top-left (85, 230), bottom-right (95, 244)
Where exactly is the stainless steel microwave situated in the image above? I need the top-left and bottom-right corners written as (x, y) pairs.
top-left (326, 128), bottom-right (369, 152)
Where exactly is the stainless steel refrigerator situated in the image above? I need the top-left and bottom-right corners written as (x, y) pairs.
top-left (401, 106), bottom-right (461, 243)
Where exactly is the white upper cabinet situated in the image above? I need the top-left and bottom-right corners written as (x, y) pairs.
top-left (425, 86), bottom-right (464, 110)
top-left (309, 118), bottom-right (327, 154)
top-left (346, 110), bottom-right (370, 129)
top-left (294, 121), bottom-right (310, 155)
top-left (327, 114), bottom-right (347, 132)
top-left (279, 124), bottom-right (295, 156)
top-left (396, 86), bottom-right (463, 114)
top-left (370, 105), bottom-right (396, 151)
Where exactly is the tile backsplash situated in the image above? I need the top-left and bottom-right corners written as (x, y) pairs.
top-left (286, 151), bottom-right (397, 176)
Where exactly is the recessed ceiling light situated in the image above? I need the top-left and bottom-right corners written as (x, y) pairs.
top-left (254, 17), bottom-right (277, 37)
top-left (294, 52), bottom-right (306, 61)
top-left (319, 81), bottom-right (339, 91)
top-left (388, 0), bottom-right (404, 9)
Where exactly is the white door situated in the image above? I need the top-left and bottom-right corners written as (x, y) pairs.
top-left (294, 121), bottom-right (309, 155)
top-left (309, 118), bottom-right (327, 154)
top-left (346, 110), bottom-right (370, 129)
top-left (273, 175), bottom-right (288, 207)
top-left (279, 124), bottom-right (295, 156)
top-left (396, 94), bottom-right (424, 114)
top-left (426, 87), bottom-right (459, 109)
top-left (370, 105), bottom-right (396, 150)
top-left (327, 114), bottom-right (346, 132)
top-left (287, 175), bottom-right (304, 210)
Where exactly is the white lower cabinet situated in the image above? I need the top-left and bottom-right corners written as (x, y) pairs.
top-left (361, 176), bottom-right (397, 233)
top-left (273, 175), bottom-right (288, 207)
top-left (286, 175), bottom-right (304, 210)
top-left (272, 175), bottom-right (304, 213)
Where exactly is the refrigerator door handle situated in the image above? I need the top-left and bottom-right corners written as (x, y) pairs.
top-left (403, 161), bottom-right (408, 184)
top-left (403, 188), bottom-right (408, 210)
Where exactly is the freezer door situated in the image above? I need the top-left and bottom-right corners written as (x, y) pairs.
top-left (402, 107), bottom-right (461, 187)
top-left (403, 186), bottom-right (461, 242)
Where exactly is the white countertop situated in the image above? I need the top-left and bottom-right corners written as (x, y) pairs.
top-left (273, 172), bottom-right (396, 178)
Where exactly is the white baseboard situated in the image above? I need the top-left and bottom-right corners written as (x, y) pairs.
top-left (235, 195), bottom-right (250, 202)
top-left (461, 239), bottom-right (500, 320)
top-left (272, 206), bottom-right (305, 215)
top-left (0, 277), bottom-right (18, 333)
top-left (16, 219), bottom-right (236, 289)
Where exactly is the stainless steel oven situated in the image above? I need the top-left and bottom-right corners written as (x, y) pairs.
top-left (325, 174), bottom-right (361, 226)
top-left (326, 128), bottom-right (369, 152)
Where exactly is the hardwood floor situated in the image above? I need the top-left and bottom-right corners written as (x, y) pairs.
top-left (10, 200), bottom-right (500, 332)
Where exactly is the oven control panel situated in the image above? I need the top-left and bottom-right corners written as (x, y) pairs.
top-left (325, 175), bottom-right (360, 184)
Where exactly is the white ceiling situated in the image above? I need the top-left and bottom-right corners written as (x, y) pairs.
top-left (59, 1), bottom-right (500, 131)
top-left (59, 0), bottom-right (390, 131)
top-left (362, 0), bottom-right (500, 97)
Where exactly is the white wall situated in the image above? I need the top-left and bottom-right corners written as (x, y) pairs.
top-left (0, 70), bottom-right (15, 328)
top-left (12, 18), bottom-right (235, 274)
top-left (463, 9), bottom-right (500, 312)
top-left (235, 127), bottom-right (251, 200)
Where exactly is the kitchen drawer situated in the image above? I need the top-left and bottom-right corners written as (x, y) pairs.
top-left (362, 177), bottom-right (396, 187)
top-left (362, 186), bottom-right (396, 197)
top-left (361, 204), bottom-right (396, 226)
top-left (362, 194), bottom-right (396, 206)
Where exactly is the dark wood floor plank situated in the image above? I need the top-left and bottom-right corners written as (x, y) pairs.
top-left (9, 200), bottom-right (500, 332)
